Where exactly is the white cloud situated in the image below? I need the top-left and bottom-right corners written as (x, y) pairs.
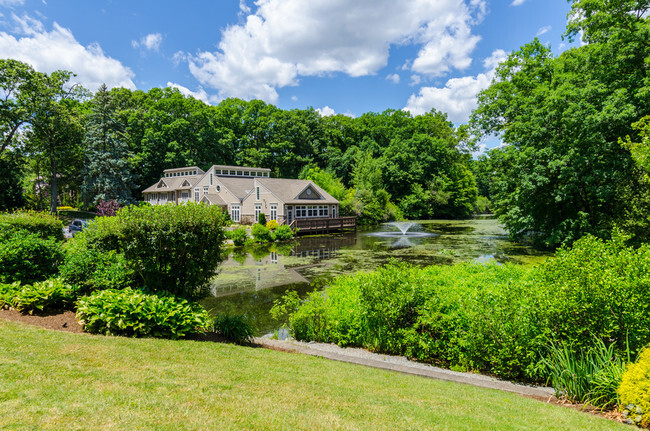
top-left (188, 0), bottom-right (486, 103)
top-left (536, 26), bottom-right (551, 37)
top-left (511, 0), bottom-right (527, 6)
top-left (0, 14), bottom-right (135, 91)
top-left (315, 106), bottom-right (336, 117)
top-left (167, 82), bottom-right (213, 104)
top-left (404, 49), bottom-right (507, 123)
top-left (132, 33), bottom-right (162, 51)
top-left (386, 73), bottom-right (400, 84)
top-left (0, 0), bottom-right (25, 6)
top-left (291, 95), bottom-right (298, 101)
top-left (409, 74), bottom-right (421, 86)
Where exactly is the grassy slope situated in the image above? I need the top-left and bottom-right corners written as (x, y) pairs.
top-left (0, 320), bottom-right (625, 431)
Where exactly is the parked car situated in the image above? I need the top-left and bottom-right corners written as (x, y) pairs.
top-left (68, 219), bottom-right (88, 237)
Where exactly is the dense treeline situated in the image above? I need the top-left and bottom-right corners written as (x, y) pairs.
top-left (470, 0), bottom-right (650, 247)
top-left (0, 65), bottom-right (477, 224)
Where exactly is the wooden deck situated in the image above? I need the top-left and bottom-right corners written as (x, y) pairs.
top-left (289, 216), bottom-right (357, 234)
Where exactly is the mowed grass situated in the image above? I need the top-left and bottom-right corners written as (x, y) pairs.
top-left (0, 320), bottom-right (626, 431)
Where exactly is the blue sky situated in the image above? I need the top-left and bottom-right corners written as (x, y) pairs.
top-left (0, 0), bottom-right (576, 129)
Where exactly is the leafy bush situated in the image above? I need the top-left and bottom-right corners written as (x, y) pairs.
top-left (59, 235), bottom-right (134, 294)
top-left (273, 224), bottom-right (295, 241)
top-left (0, 232), bottom-right (63, 284)
top-left (258, 212), bottom-right (266, 226)
top-left (266, 219), bottom-right (279, 230)
top-left (0, 210), bottom-right (64, 241)
top-left (76, 288), bottom-right (209, 339)
top-left (0, 281), bottom-right (21, 308)
top-left (226, 227), bottom-right (248, 247)
top-left (537, 232), bottom-right (650, 358)
top-left (78, 203), bottom-right (227, 299)
top-left (4, 279), bottom-right (77, 314)
top-left (542, 339), bottom-right (627, 408)
top-left (619, 345), bottom-right (650, 427)
top-left (211, 314), bottom-right (255, 344)
top-left (281, 234), bottom-right (650, 382)
top-left (251, 223), bottom-right (274, 243)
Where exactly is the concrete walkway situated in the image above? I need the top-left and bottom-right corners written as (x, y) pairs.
top-left (255, 336), bottom-right (555, 399)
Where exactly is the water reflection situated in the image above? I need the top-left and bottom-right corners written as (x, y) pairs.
top-left (202, 219), bottom-right (553, 335)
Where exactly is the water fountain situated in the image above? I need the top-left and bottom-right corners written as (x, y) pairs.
top-left (366, 221), bottom-right (437, 244)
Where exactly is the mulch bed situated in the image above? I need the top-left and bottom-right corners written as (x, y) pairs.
top-left (0, 308), bottom-right (83, 333)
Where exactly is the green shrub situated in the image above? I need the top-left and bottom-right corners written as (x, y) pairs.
top-left (536, 232), bottom-right (650, 358)
top-left (258, 212), bottom-right (267, 226)
top-left (211, 314), bottom-right (255, 344)
top-left (76, 288), bottom-right (209, 339)
top-left (266, 220), bottom-right (279, 230)
top-left (0, 211), bottom-right (64, 241)
top-left (251, 223), bottom-right (274, 243)
top-left (0, 232), bottom-right (63, 284)
top-left (78, 203), bottom-right (228, 300)
top-left (542, 339), bottom-right (627, 408)
top-left (226, 227), bottom-right (248, 247)
top-left (273, 224), bottom-right (295, 241)
top-left (59, 235), bottom-right (134, 294)
top-left (619, 346), bottom-right (650, 427)
top-left (0, 281), bottom-right (21, 308)
top-left (5, 279), bottom-right (77, 314)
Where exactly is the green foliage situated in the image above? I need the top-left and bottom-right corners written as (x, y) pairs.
top-left (283, 234), bottom-right (650, 382)
top-left (541, 339), bottom-right (627, 408)
top-left (81, 84), bottom-right (134, 207)
top-left (273, 224), bottom-right (295, 241)
top-left (0, 231), bottom-right (63, 284)
top-left (1, 278), bottom-right (77, 315)
top-left (257, 212), bottom-right (267, 226)
top-left (226, 227), bottom-right (248, 247)
top-left (211, 314), bottom-right (255, 344)
top-left (76, 288), bottom-right (209, 339)
top-left (0, 210), bottom-right (64, 240)
top-left (618, 345), bottom-right (650, 427)
top-left (251, 223), bottom-right (273, 243)
top-left (59, 234), bottom-right (134, 294)
top-left (537, 232), bottom-right (650, 357)
top-left (471, 0), bottom-right (650, 247)
top-left (265, 219), bottom-right (279, 230)
top-left (82, 204), bottom-right (227, 299)
top-left (0, 152), bottom-right (25, 210)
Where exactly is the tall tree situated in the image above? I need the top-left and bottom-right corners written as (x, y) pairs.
top-left (471, 0), bottom-right (649, 246)
top-left (82, 84), bottom-right (135, 207)
top-left (27, 70), bottom-right (86, 214)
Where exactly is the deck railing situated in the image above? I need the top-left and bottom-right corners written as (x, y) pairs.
top-left (289, 216), bottom-right (356, 234)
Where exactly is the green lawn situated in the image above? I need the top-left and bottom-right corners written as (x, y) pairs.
top-left (0, 320), bottom-right (626, 430)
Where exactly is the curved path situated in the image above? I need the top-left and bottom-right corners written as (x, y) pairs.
top-left (255, 336), bottom-right (556, 399)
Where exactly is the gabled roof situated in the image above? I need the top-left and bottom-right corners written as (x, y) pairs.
top-left (200, 192), bottom-right (227, 206)
top-left (142, 175), bottom-right (202, 193)
top-left (257, 178), bottom-right (338, 204)
top-left (217, 177), bottom-right (255, 200)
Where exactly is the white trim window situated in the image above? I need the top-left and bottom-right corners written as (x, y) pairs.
top-left (294, 205), bottom-right (330, 218)
top-left (203, 186), bottom-right (208, 195)
top-left (194, 188), bottom-right (200, 202)
top-left (231, 204), bottom-right (241, 223)
top-left (181, 191), bottom-right (189, 203)
top-left (254, 204), bottom-right (262, 222)
top-left (270, 204), bottom-right (277, 221)
top-left (256, 186), bottom-right (260, 201)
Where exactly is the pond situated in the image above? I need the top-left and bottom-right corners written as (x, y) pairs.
top-left (200, 218), bottom-right (552, 335)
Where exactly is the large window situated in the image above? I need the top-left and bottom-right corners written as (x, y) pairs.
top-left (181, 191), bottom-right (189, 202)
top-left (270, 204), bottom-right (277, 221)
top-left (294, 205), bottom-right (330, 218)
top-left (231, 204), bottom-right (241, 223)
top-left (194, 188), bottom-right (200, 202)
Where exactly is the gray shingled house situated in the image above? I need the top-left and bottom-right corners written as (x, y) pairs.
top-left (142, 165), bottom-right (349, 230)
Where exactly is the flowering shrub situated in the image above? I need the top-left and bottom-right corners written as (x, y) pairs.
top-left (95, 199), bottom-right (121, 217)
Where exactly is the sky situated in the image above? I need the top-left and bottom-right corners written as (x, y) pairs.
top-left (0, 0), bottom-right (577, 143)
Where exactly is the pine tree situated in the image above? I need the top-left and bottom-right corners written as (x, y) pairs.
top-left (81, 84), bottom-right (135, 207)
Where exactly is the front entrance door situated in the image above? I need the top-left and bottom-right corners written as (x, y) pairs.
top-left (287, 206), bottom-right (293, 223)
